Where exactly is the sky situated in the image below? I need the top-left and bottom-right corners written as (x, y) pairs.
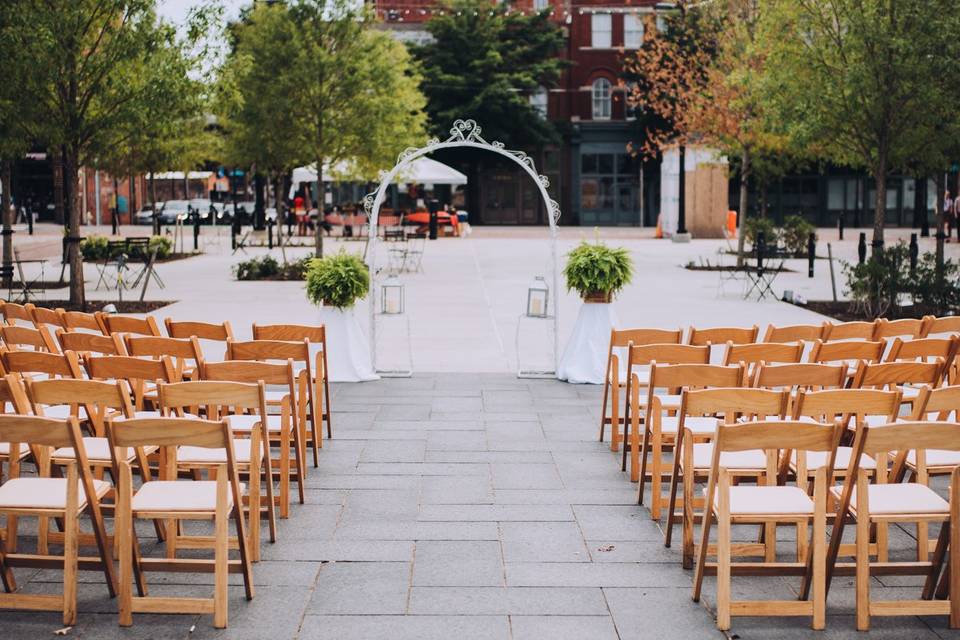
top-left (156, 0), bottom-right (245, 26)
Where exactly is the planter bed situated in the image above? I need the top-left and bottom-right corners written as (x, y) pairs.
top-left (27, 300), bottom-right (176, 314)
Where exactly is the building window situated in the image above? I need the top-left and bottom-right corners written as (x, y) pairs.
top-left (655, 14), bottom-right (667, 33)
top-left (580, 151), bottom-right (640, 223)
top-left (533, 0), bottom-right (549, 10)
top-left (592, 78), bottom-right (611, 120)
top-left (530, 86), bottom-right (548, 119)
top-left (624, 14), bottom-right (644, 48)
top-left (591, 13), bottom-right (612, 48)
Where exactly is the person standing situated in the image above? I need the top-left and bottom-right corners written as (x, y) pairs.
top-left (945, 190), bottom-right (955, 243)
top-left (954, 191), bottom-right (960, 242)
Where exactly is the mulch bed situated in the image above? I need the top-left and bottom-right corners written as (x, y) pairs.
top-left (685, 264), bottom-right (796, 273)
top-left (27, 300), bottom-right (175, 313)
top-left (798, 300), bottom-right (947, 322)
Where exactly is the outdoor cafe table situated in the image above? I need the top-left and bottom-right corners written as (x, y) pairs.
top-left (405, 210), bottom-right (459, 235)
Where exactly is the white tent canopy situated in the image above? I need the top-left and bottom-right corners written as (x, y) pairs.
top-left (291, 157), bottom-right (467, 191)
top-left (147, 171), bottom-right (213, 180)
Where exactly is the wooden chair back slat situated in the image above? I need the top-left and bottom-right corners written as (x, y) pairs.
top-left (56, 330), bottom-right (126, 357)
top-left (125, 335), bottom-right (202, 360)
top-left (202, 359), bottom-right (296, 386)
top-left (27, 378), bottom-right (131, 410)
top-left (852, 360), bottom-right (942, 389)
top-left (687, 325), bottom-right (758, 346)
top-left (607, 327), bottom-right (683, 348)
top-left (253, 323), bottom-right (327, 343)
top-left (627, 343), bottom-right (710, 367)
top-left (648, 363), bottom-right (743, 390)
top-left (61, 310), bottom-right (104, 333)
top-left (682, 387), bottom-right (788, 419)
top-left (722, 341), bottom-right (803, 367)
top-left (98, 314), bottom-right (161, 337)
top-left (227, 339), bottom-right (309, 362)
top-left (2, 350), bottom-right (82, 378)
top-left (921, 315), bottom-right (960, 337)
top-left (164, 319), bottom-right (234, 341)
top-left (822, 320), bottom-right (878, 341)
top-left (887, 336), bottom-right (957, 362)
top-left (793, 388), bottom-right (900, 422)
top-left (86, 355), bottom-right (175, 383)
top-left (1, 325), bottom-right (59, 352)
top-left (873, 317), bottom-right (924, 340)
top-left (0, 301), bottom-right (34, 324)
top-left (0, 413), bottom-right (78, 448)
top-left (808, 339), bottom-right (885, 364)
top-left (30, 306), bottom-right (66, 329)
top-left (715, 420), bottom-right (842, 453)
top-left (762, 323), bottom-right (825, 343)
top-left (861, 421), bottom-right (960, 455)
top-left (752, 362), bottom-right (848, 390)
top-left (0, 373), bottom-right (33, 414)
top-left (159, 380), bottom-right (264, 412)
top-left (915, 385), bottom-right (960, 419)
top-left (107, 416), bottom-right (230, 450)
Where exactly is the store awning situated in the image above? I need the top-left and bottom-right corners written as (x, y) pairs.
top-left (147, 171), bottom-right (214, 180)
top-left (291, 157), bottom-right (467, 189)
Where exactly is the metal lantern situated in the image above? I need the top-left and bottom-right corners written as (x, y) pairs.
top-left (526, 276), bottom-right (549, 318)
top-left (381, 275), bottom-right (405, 315)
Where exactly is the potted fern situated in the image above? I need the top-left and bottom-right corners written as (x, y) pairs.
top-left (563, 241), bottom-right (634, 303)
top-left (305, 250), bottom-right (378, 381)
top-left (558, 240), bottom-right (634, 384)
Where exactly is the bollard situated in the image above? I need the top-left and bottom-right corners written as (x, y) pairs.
top-left (909, 233), bottom-right (919, 275)
top-left (858, 232), bottom-right (867, 264)
top-left (756, 230), bottom-right (766, 273)
top-left (192, 213), bottom-right (200, 252)
top-left (838, 213), bottom-right (844, 241)
top-left (231, 223), bottom-right (237, 251)
top-left (267, 219), bottom-right (274, 249)
top-left (807, 232), bottom-right (816, 278)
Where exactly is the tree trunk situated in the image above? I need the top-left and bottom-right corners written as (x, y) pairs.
top-left (314, 160), bottom-right (323, 257)
top-left (1, 161), bottom-right (13, 288)
top-left (872, 161), bottom-right (886, 251)
top-left (735, 148), bottom-right (750, 267)
top-left (64, 146), bottom-right (84, 307)
top-left (150, 172), bottom-right (159, 236)
top-left (254, 172), bottom-right (266, 230)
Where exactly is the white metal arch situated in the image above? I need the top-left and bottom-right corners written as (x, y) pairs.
top-left (363, 119), bottom-right (561, 376)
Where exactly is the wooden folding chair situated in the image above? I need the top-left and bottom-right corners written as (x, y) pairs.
top-left (822, 420), bottom-right (960, 631)
top-left (851, 359), bottom-right (942, 412)
top-left (598, 328), bottom-right (683, 451)
top-left (0, 301), bottom-right (35, 326)
top-left (634, 361), bottom-right (745, 520)
top-left (0, 374), bottom-right (34, 551)
top-left (621, 343), bottom-right (710, 481)
top-left (61, 310), bottom-right (105, 334)
top-left (125, 335), bottom-right (205, 381)
top-left (98, 313), bottom-right (162, 337)
top-left (666, 387), bottom-right (789, 568)
top-left (29, 305), bottom-right (67, 331)
top-left (761, 323), bottom-right (825, 343)
top-left (201, 359), bottom-right (304, 519)
top-left (808, 339), bottom-right (885, 380)
top-left (227, 339), bottom-right (317, 469)
top-left (85, 355), bottom-right (178, 414)
top-left (157, 380), bottom-right (275, 560)
top-left (687, 325), bottom-right (758, 361)
top-left (252, 323), bottom-right (334, 451)
top-left (55, 330), bottom-right (127, 371)
top-left (107, 415), bottom-right (254, 628)
top-left (0, 414), bottom-right (117, 625)
top-left (692, 419), bottom-right (841, 631)
top-left (886, 335), bottom-right (960, 385)
top-left (751, 361), bottom-right (849, 392)
top-left (0, 350), bottom-right (84, 385)
top-left (874, 317), bottom-right (925, 341)
top-left (0, 325), bottom-right (59, 353)
top-left (721, 340), bottom-right (803, 380)
top-left (822, 320), bottom-right (878, 341)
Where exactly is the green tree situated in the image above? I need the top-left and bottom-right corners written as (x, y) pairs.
top-left (412, 0), bottom-right (567, 146)
top-left (4, 1), bottom-right (197, 306)
top-left (285, 0), bottom-right (427, 256)
top-left (760, 0), bottom-right (960, 250)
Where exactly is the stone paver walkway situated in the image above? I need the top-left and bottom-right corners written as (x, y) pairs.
top-left (6, 374), bottom-right (960, 639)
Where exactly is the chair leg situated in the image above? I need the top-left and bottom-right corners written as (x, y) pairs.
top-left (950, 470), bottom-right (960, 628)
top-left (664, 434), bottom-right (684, 549)
top-left (648, 429), bottom-right (662, 518)
top-left (214, 473), bottom-right (229, 629)
top-left (261, 436), bottom-right (278, 543)
top-left (118, 463), bottom-right (134, 626)
top-left (716, 471), bottom-right (731, 631)
top-left (856, 471), bottom-right (871, 631)
top-left (62, 468), bottom-right (79, 627)
top-left (599, 373), bottom-right (610, 444)
top-left (812, 468), bottom-right (826, 630)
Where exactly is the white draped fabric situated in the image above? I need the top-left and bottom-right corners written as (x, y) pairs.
top-left (556, 303), bottom-right (618, 385)
top-left (318, 307), bottom-right (380, 383)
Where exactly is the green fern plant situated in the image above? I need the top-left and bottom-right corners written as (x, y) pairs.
top-left (563, 241), bottom-right (634, 301)
top-left (305, 250), bottom-right (369, 309)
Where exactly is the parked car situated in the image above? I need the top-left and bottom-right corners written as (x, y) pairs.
top-left (133, 204), bottom-right (158, 225)
top-left (158, 200), bottom-right (191, 224)
top-left (221, 201), bottom-right (277, 225)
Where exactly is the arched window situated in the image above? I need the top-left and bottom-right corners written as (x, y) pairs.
top-left (592, 78), bottom-right (611, 120)
top-left (530, 86), bottom-right (548, 118)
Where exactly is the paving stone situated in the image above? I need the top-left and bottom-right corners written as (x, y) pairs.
top-left (425, 430), bottom-right (488, 451)
top-left (407, 586), bottom-right (609, 615)
top-left (375, 404), bottom-right (431, 421)
top-left (360, 440), bottom-right (427, 463)
top-left (420, 475), bottom-right (494, 504)
top-left (418, 504), bottom-right (573, 522)
top-left (357, 462), bottom-right (490, 476)
top-left (260, 539), bottom-right (414, 562)
top-left (490, 462), bottom-right (563, 489)
top-left (424, 450), bottom-right (553, 463)
top-left (339, 489), bottom-right (420, 524)
top-left (500, 521), bottom-right (589, 563)
top-left (306, 562), bottom-right (410, 614)
top-left (300, 614), bottom-right (511, 640)
top-left (334, 521), bottom-right (500, 541)
top-left (432, 396), bottom-right (484, 412)
top-left (572, 504), bottom-right (665, 541)
top-left (413, 541), bottom-right (504, 586)
top-left (314, 474), bottom-right (420, 490)
top-left (510, 615), bottom-right (619, 640)
top-left (505, 562), bottom-right (691, 588)
top-left (604, 587), bottom-right (724, 640)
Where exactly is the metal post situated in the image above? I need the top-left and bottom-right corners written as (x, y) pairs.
top-left (192, 209), bottom-right (200, 252)
top-left (838, 212), bottom-right (844, 240)
top-left (428, 198), bottom-right (439, 240)
top-left (756, 230), bottom-right (766, 273)
top-left (807, 232), bottom-right (815, 278)
top-left (677, 144), bottom-right (687, 235)
top-left (858, 232), bottom-right (867, 264)
top-left (827, 243), bottom-right (838, 302)
top-left (267, 218), bottom-right (274, 249)
top-left (909, 233), bottom-right (919, 275)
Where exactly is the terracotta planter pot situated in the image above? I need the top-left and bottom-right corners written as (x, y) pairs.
top-left (581, 291), bottom-right (612, 304)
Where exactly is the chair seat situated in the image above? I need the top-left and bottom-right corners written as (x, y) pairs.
top-left (0, 442), bottom-right (29, 459)
top-left (907, 449), bottom-right (960, 468)
top-left (635, 393), bottom-right (682, 409)
top-left (0, 477), bottom-right (111, 510)
top-left (53, 436), bottom-right (155, 462)
top-left (178, 440), bottom-right (256, 464)
top-left (40, 405), bottom-right (89, 420)
top-left (830, 483), bottom-right (949, 516)
top-left (793, 447), bottom-right (876, 472)
top-left (661, 416), bottom-right (719, 435)
top-left (711, 485), bottom-right (815, 516)
top-left (690, 444), bottom-right (766, 470)
top-left (227, 414), bottom-right (285, 433)
top-left (113, 411), bottom-right (202, 421)
top-left (132, 480), bottom-right (241, 513)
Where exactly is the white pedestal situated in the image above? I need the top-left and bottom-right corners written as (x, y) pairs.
top-left (319, 306), bottom-right (380, 382)
top-left (557, 302), bottom-right (618, 384)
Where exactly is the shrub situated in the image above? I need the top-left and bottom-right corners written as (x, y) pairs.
top-left (912, 252), bottom-right (960, 315)
top-left (305, 250), bottom-right (369, 308)
top-left (80, 235), bottom-right (110, 261)
top-left (233, 255), bottom-right (279, 280)
top-left (743, 217), bottom-right (778, 250)
top-left (781, 215), bottom-right (816, 256)
top-left (843, 242), bottom-right (914, 317)
top-left (148, 235), bottom-right (173, 259)
top-left (563, 241), bottom-right (634, 300)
